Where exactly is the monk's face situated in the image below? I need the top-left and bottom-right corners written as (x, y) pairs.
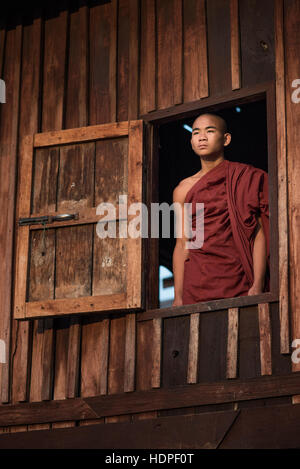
top-left (190, 115), bottom-right (230, 159)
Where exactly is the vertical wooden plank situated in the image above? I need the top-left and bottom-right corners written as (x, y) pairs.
top-left (284, 0), bottom-right (300, 404)
top-left (117, 0), bottom-right (130, 121)
top-left (80, 317), bottom-right (109, 398)
top-left (275, 0), bottom-right (289, 354)
top-left (157, 0), bottom-right (183, 109)
top-left (151, 318), bottom-right (162, 389)
top-left (128, 0), bottom-right (139, 120)
top-left (106, 316), bottom-right (129, 423)
top-left (123, 120), bottom-right (144, 393)
top-left (127, 121), bottom-right (143, 308)
top-left (226, 308), bottom-right (239, 379)
top-left (139, 0), bottom-right (156, 115)
top-left (124, 313), bottom-right (136, 392)
top-left (162, 316), bottom-right (190, 387)
top-left (230, 0), bottom-right (241, 90)
top-left (66, 318), bottom-right (81, 399)
top-left (187, 313), bottom-right (200, 384)
top-left (65, 4), bottom-right (88, 129)
top-left (198, 310), bottom-right (228, 382)
top-left (258, 303), bottom-right (272, 376)
top-left (134, 319), bottom-right (157, 421)
top-left (238, 305), bottom-right (261, 379)
top-left (145, 124), bottom-right (159, 310)
top-left (269, 302), bottom-right (291, 375)
top-left (206, 0), bottom-right (232, 96)
top-left (13, 136), bottom-right (34, 320)
top-left (42, 8), bottom-right (68, 132)
top-left (239, 0), bottom-right (275, 87)
top-left (110, 0), bottom-right (117, 122)
top-left (89, 0), bottom-right (117, 124)
top-left (183, 0), bottom-right (209, 102)
top-left (0, 23), bottom-right (22, 404)
top-left (136, 320), bottom-right (154, 391)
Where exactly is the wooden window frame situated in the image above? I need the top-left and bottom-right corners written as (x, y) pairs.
top-left (141, 82), bottom-right (280, 316)
top-left (14, 120), bottom-right (144, 320)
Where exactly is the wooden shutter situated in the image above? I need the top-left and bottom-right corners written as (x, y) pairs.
top-left (14, 120), bottom-right (144, 320)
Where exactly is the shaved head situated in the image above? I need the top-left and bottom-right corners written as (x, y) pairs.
top-left (192, 113), bottom-right (228, 134)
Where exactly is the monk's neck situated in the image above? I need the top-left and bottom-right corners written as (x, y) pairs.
top-left (200, 156), bottom-right (225, 175)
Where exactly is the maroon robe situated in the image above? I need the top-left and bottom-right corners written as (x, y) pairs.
top-left (182, 159), bottom-right (270, 305)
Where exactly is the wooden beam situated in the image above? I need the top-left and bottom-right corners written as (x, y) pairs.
top-left (138, 293), bottom-right (278, 322)
top-left (33, 121), bottom-right (129, 148)
top-left (0, 411), bottom-right (239, 449)
top-left (24, 293), bottom-right (128, 320)
top-left (0, 372), bottom-right (299, 427)
top-left (275, 0), bottom-right (289, 354)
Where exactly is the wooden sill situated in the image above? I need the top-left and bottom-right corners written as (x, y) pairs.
top-left (137, 292), bottom-right (278, 322)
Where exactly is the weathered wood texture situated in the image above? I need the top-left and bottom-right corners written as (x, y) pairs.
top-left (0, 372), bottom-right (298, 429)
top-left (275, 0), bottom-right (289, 354)
top-left (284, 0), bottom-right (300, 403)
top-left (0, 0), bottom-right (296, 439)
top-left (3, 403), bottom-right (300, 449)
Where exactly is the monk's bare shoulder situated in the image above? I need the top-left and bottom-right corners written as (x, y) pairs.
top-left (173, 172), bottom-right (202, 203)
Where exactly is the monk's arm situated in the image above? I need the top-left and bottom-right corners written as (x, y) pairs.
top-left (248, 216), bottom-right (267, 295)
top-left (172, 186), bottom-right (190, 306)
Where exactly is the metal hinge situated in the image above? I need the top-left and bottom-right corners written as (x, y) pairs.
top-left (18, 213), bottom-right (79, 226)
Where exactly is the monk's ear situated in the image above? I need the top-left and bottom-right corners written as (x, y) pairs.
top-left (224, 132), bottom-right (231, 147)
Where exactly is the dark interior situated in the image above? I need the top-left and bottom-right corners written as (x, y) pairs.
top-left (158, 99), bottom-right (268, 305)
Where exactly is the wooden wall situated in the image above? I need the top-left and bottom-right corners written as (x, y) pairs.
top-left (0, 0), bottom-right (299, 432)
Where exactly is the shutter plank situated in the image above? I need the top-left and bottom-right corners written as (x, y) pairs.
top-left (183, 0), bottom-right (208, 102)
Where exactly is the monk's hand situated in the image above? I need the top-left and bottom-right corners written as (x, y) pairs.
top-left (248, 283), bottom-right (263, 296)
top-left (172, 297), bottom-right (183, 307)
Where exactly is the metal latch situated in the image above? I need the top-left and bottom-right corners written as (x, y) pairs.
top-left (18, 213), bottom-right (79, 226)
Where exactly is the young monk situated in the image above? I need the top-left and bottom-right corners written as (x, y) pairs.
top-left (172, 113), bottom-right (269, 306)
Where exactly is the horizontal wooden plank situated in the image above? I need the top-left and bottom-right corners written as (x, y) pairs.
top-left (23, 293), bottom-right (128, 319)
top-left (138, 294), bottom-right (279, 322)
top-left (80, 372), bottom-right (300, 417)
top-left (0, 411), bottom-right (239, 449)
top-left (0, 372), bottom-right (298, 427)
top-left (33, 121), bottom-right (129, 147)
top-left (0, 399), bottom-right (98, 427)
top-left (4, 403), bottom-right (300, 449)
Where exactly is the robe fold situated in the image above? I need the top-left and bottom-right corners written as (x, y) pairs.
top-left (182, 159), bottom-right (270, 305)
